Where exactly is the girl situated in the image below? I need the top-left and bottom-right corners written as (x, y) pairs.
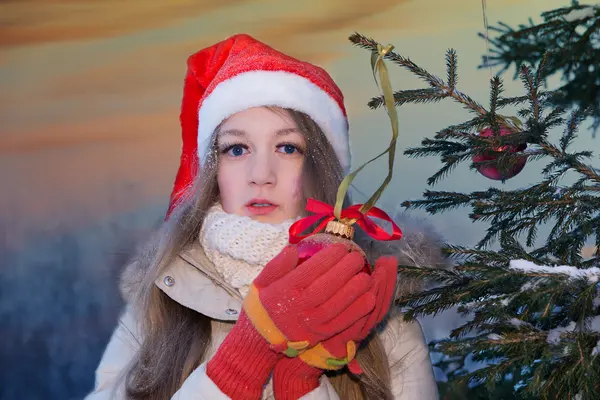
top-left (85, 34), bottom-right (442, 400)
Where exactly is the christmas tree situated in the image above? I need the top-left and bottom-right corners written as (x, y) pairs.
top-left (479, 0), bottom-right (600, 135)
top-left (349, 3), bottom-right (600, 398)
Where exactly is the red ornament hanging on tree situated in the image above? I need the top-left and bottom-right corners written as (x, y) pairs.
top-left (472, 126), bottom-right (528, 181)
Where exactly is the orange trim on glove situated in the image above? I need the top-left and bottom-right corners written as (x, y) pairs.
top-left (243, 283), bottom-right (310, 357)
top-left (298, 340), bottom-right (357, 370)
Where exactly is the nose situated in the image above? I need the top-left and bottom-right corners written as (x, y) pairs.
top-left (248, 153), bottom-right (276, 186)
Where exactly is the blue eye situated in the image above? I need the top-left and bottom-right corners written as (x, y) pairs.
top-left (277, 144), bottom-right (302, 155)
top-left (225, 144), bottom-right (247, 157)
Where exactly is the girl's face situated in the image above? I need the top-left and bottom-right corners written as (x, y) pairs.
top-left (216, 107), bottom-right (306, 224)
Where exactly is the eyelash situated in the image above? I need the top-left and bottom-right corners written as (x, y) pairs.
top-left (219, 142), bottom-right (248, 155)
top-left (218, 142), bottom-right (305, 155)
top-left (278, 142), bottom-right (305, 155)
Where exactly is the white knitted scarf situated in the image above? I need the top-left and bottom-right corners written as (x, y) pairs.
top-left (199, 204), bottom-right (296, 298)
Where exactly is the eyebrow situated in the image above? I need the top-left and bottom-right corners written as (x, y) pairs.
top-left (218, 128), bottom-right (300, 137)
top-left (219, 128), bottom-right (245, 137)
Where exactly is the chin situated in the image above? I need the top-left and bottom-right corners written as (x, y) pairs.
top-left (250, 214), bottom-right (284, 224)
top-left (244, 209), bottom-right (292, 224)
top-left (241, 204), bottom-right (290, 224)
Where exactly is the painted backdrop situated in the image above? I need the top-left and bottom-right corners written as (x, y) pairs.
top-left (0, 1), bottom-right (581, 398)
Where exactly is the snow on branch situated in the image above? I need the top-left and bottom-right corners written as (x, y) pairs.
top-left (509, 259), bottom-right (600, 282)
top-left (561, 3), bottom-right (599, 23)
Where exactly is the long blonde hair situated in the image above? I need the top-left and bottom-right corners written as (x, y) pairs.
top-left (122, 107), bottom-right (394, 399)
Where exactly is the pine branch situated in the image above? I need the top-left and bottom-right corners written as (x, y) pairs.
top-left (367, 88), bottom-right (446, 108)
top-left (446, 49), bottom-right (458, 90)
top-left (477, 2), bottom-right (600, 135)
top-left (351, 35), bottom-right (578, 192)
top-left (437, 330), bottom-right (600, 399)
top-left (350, 33), bottom-right (521, 132)
top-left (349, 33), bottom-right (443, 86)
top-left (351, 25), bottom-right (600, 398)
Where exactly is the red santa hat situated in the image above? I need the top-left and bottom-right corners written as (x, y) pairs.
top-left (167, 33), bottom-right (350, 216)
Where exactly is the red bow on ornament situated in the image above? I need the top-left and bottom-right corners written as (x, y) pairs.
top-left (289, 199), bottom-right (402, 244)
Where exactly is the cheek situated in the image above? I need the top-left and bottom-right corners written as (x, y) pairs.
top-left (286, 165), bottom-right (306, 216)
top-left (217, 164), bottom-right (242, 211)
top-left (291, 175), bottom-right (303, 200)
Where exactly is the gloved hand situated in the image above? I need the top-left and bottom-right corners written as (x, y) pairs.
top-left (243, 243), bottom-right (377, 355)
top-left (272, 256), bottom-right (398, 400)
top-left (206, 244), bottom-right (377, 400)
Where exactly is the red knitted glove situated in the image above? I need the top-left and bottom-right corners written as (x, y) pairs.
top-left (243, 243), bottom-right (377, 355)
top-left (273, 256), bottom-right (398, 399)
top-left (207, 246), bottom-right (301, 399)
top-left (206, 311), bottom-right (278, 400)
top-left (207, 244), bottom-right (376, 399)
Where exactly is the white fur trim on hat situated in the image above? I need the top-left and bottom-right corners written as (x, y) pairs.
top-left (197, 70), bottom-right (351, 173)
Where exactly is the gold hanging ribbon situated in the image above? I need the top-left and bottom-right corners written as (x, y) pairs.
top-left (334, 43), bottom-right (399, 222)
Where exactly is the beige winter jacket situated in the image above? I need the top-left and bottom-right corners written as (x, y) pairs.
top-left (85, 221), bottom-right (444, 399)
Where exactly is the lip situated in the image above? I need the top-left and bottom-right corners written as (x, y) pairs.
top-left (245, 198), bottom-right (279, 216)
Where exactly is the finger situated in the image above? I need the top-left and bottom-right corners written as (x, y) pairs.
top-left (344, 314), bottom-right (370, 342)
top-left (363, 258), bottom-right (397, 330)
top-left (362, 283), bottom-right (383, 333)
top-left (373, 258), bottom-right (398, 322)
top-left (321, 316), bottom-right (366, 358)
top-left (253, 245), bottom-right (298, 287)
top-left (312, 292), bottom-right (375, 336)
top-left (301, 251), bottom-right (367, 308)
top-left (325, 313), bottom-right (370, 357)
top-left (321, 340), bottom-right (348, 359)
top-left (322, 313), bottom-right (370, 360)
top-left (344, 314), bottom-right (369, 342)
top-left (282, 244), bottom-right (349, 290)
top-left (308, 272), bottom-right (372, 323)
